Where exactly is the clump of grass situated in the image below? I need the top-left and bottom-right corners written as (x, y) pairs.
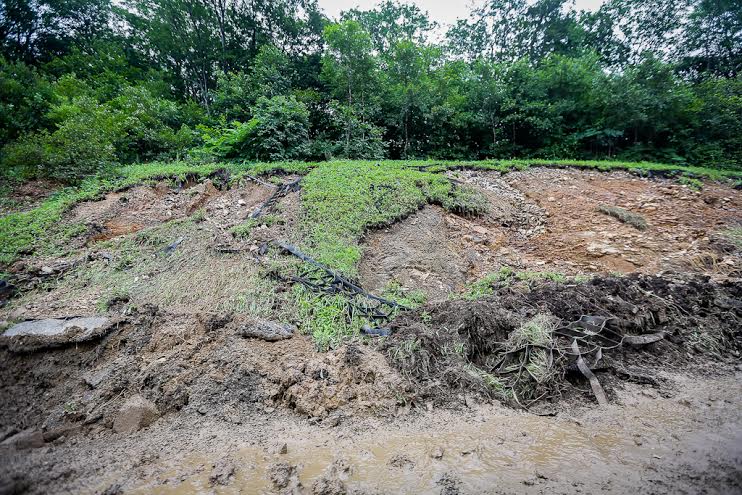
top-left (381, 281), bottom-right (427, 308)
top-left (499, 314), bottom-right (560, 402)
top-left (229, 214), bottom-right (283, 239)
top-left (679, 176), bottom-right (704, 191)
top-left (720, 227), bottom-right (742, 249)
top-left (598, 204), bottom-right (648, 230)
top-left (461, 267), bottom-right (586, 300)
top-left (291, 285), bottom-right (372, 351)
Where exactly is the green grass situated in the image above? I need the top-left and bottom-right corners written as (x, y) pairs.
top-left (720, 227), bottom-right (742, 249)
top-left (461, 267), bottom-right (589, 300)
top-left (229, 214), bottom-right (282, 239)
top-left (2, 158), bottom-right (739, 267)
top-left (598, 205), bottom-right (648, 230)
top-left (297, 161), bottom-right (488, 275)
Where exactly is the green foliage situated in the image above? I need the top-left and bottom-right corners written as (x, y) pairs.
top-left (678, 176), bottom-right (704, 191)
top-left (292, 286), bottom-right (367, 351)
top-left (229, 214), bottom-right (281, 239)
top-left (198, 95), bottom-right (309, 161)
top-left (0, 59), bottom-right (57, 146)
top-left (462, 266), bottom-right (587, 300)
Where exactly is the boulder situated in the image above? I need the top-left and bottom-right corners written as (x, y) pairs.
top-left (113, 395), bottom-right (159, 434)
top-left (0, 429), bottom-right (45, 450)
top-left (238, 319), bottom-right (295, 342)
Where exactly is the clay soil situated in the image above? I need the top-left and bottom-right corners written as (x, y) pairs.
top-left (1, 168), bottom-right (741, 495)
top-left (359, 168), bottom-right (741, 299)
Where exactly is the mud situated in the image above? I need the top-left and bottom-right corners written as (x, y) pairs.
top-left (0, 179), bottom-right (61, 216)
top-left (359, 169), bottom-right (741, 300)
top-left (2, 372), bottom-right (740, 494)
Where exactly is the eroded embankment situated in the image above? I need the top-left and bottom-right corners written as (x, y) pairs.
top-left (1, 166), bottom-right (741, 494)
top-left (384, 273), bottom-right (741, 409)
top-left (359, 168), bottom-right (741, 299)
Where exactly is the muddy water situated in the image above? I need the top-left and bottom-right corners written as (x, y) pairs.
top-left (125, 374), bottom-right (742, 494)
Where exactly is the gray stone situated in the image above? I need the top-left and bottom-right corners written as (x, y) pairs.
top-left (3, 316), bottom-right (110, 338)
top-left (113, 395), bottom-right (159, 434)
top-left (238, 320), bottom-right (295, 341)
top-left (0, 429), bottom-right (45, 449)
top-left (1, 316), bottom-right (118, 352)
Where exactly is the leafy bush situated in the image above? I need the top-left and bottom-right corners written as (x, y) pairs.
top-left (1, 86), bottom-right (200, 180)
top-left (2, 96), bottom-right (116, 180)
top-left (198, 95), bottom-right (310, 161)
top-left (0, 59), bottom-right (58, 147)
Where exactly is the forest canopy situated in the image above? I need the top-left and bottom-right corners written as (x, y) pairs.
top-left (1, 0), bottom-right (741, 180)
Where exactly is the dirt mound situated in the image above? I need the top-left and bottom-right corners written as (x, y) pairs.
top-left (0, 303), bottom-right (403, 456)
top-left (384, 273), bottom-right (742, 406)
top-left (359, 207), bottom-right (470, 300)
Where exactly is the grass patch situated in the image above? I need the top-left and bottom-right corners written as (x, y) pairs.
top-left (462, 267), bottom-right (588, 300)
top-left (229, 214), bottom-right (282, 239)
top-left (298, 161), bottom-right (488, 275)
top-left (678, 176), bottom-right (704, 191)
top-left (598, 205), bottom-right (648, 230)
top-left (720, 227), bottom-right (742, 249)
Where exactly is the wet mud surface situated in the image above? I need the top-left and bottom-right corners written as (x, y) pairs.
top-left (1, 168), bottom-right (741, 494)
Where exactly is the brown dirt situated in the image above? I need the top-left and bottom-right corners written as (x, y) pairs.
top-left (0, 179), bottom-right (61, 216)
top-left (359, 169), bottom-right (741, 301)
top-left (68, 179), bottom-right (274, 245)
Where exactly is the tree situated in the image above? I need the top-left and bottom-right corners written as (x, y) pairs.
top-left (679, 0), bottom-right (742, 78)
top-left (342, 0), bottom-right (436, 54)
top-left (321, 21), bottom-right (379, 152)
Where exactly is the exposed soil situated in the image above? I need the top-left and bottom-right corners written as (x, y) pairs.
top-left (1, 168), bottom-right (741, 494)
top-left (0, 179), bottom-right (61, 216)
top-left (359, 169), bottom-right (741, 300)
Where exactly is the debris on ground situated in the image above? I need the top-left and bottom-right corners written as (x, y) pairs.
top-left (1, 316), bottom-right (120, 352)
top-left (385, 273), bottom-right (741, 407)
top-left (235, 318), bottom-right (296, 341)
top-left (598, 204), bottom-right (648, 230)
top-left (112, 395), bottom-right (160, 433)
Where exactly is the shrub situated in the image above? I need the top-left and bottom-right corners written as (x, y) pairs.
top-left (198, 95), bottom-right (310, 161)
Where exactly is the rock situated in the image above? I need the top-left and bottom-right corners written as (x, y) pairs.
top-left (311, 476), bottom-right (346, 495)
top-left (113, 395), bottom-right (159, 434)
top-left (431, 446), bottom-right (444, 459)
top-left (388, 454), bottom-right (415, 469)
top-left (209, 458), bottom-right (236, 486)
top-left (0, 428), bottom-right (45, 449)
top-left (270, 442), bottom-right (288, 455)
top-left (268, 462), bottom-right (301, 491)
top-left (437, 472), bottom-right (462, 495)
top-left (1, 316), bottom-right (118, 352)
top-left (238, 320), bottom-right (295, 342)
top-left (238, 199), bottom-right (246, 206)
top-left (3, 316), bottom-right (111, 338)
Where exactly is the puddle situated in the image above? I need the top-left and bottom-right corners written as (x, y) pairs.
top-left (124, 389), bottom-right (732, 495)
